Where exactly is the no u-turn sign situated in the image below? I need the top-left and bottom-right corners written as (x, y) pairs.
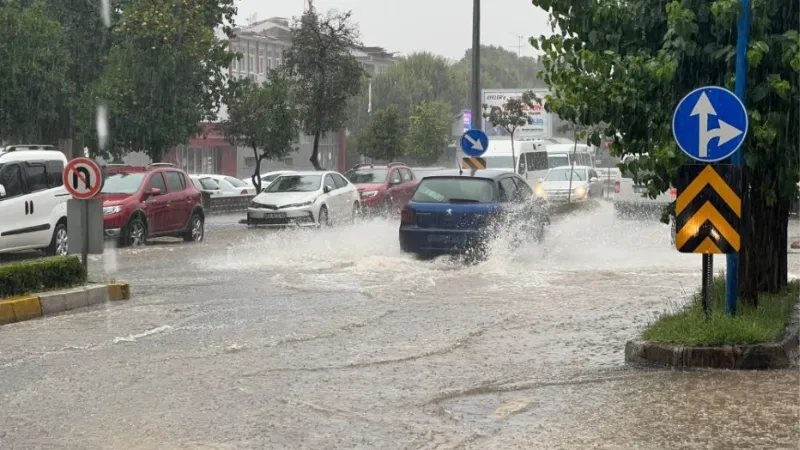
top-left (63, 157), bottom-right (104, 199)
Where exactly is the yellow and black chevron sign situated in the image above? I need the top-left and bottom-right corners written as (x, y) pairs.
top-left (461, 157), bottom-right (486, 170)
top-left (675, 164), bottom-right (742, 254)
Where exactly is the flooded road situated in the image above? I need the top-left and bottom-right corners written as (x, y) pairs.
top-left (0, 203), bottom-right (798, 449)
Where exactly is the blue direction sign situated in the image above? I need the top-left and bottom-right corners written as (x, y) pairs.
top-left (460, 129), bottom-right (489, 157)
top-left (672, 86), bottom-right (748, 163)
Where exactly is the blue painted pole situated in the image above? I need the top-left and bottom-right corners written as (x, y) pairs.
top-left (726, 0), bottom-right (751, 316)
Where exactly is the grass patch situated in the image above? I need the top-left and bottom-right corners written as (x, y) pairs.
top-left (642, 277), bottom-right (799, 346)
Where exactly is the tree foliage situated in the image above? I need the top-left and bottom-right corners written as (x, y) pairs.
top-left (406, 101), bottom-right (452, 165)
top-left (284, 6), bottom-right (365, 170)
top-left (0, 1), bottom-right (71, 143)
top-left (221, 71), bottom-right (299, 192)
top-left (87, 0), bottom-right (235, 162)
top-left (482, 97), bottom-right (531, 172)
top-left (531, 0), bottom-right (799, 300)
top-left (357, 105), bottom-right (407, 161)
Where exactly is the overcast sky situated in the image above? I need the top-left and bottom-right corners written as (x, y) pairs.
top-left (234, 0), bottom-right (552, 60)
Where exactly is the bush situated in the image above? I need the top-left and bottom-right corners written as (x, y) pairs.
top-left (0, 256), bottom-right (87, 298)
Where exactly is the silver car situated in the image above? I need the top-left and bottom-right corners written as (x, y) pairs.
top-left (533, 165), bottom-right (603, 202)
top-left (246, 171), bottom-right (361, 227)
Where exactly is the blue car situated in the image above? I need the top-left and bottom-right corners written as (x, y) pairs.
top-left (399, 169), bottom-right (549, 257)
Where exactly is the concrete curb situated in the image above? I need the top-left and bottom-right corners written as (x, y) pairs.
top-left (0, 282), bottom-right (131, 326)
top-left (625, 309), bottom-right (800, 370)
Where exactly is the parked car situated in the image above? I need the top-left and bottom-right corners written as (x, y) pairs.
top-left (188, 175), bottom-right (224, 196)
top-left (190, 174), bottom-right (255, 196)
top-left (344, 162), bottom-right (417, 213)
top-left (533, 165), bottom-right (603, 202)
top-left (243, 170), bottom-right (296, 190)
top-left (399, 169), bottom-right (549, 258)
top-left (594, 167), bottom-right (621, 199)
top-left (247, 171), bottom-right (360, 227)
top-left (100, 164), bottom-right (205, 246)
top-left (0, 146), bottom-right (69, 256)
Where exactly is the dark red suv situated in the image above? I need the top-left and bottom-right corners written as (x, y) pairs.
top-left (343, 162), bottom-right (418, 213)
top-left (99, 163), bottom-right (205, 247)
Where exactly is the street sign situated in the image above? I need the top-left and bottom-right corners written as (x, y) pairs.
top-left (460, 129), bottom-right (489, 157)
top-left (672, 86), bottom-right (748, 163)
top-left (461, 157), bottom-right (486, 170)
top-left (63, 157), bottom-right (104, 199)
top-left (674, 164), bottom-right (742, 254)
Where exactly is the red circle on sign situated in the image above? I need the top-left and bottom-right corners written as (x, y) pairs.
top-left (63, 157), bottom-right (104, 199)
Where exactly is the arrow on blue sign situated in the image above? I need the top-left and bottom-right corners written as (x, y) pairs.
top-left (460, 129), bottom-right (489, 157)
top-left (672, 86), bottom-right (748, 163)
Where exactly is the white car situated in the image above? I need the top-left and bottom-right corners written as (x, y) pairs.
top-left (533, 165), bottom-right (603, 202)
top-left (243, 170), bottom-right (296, 191)
top-left (0, 146), bottom-right (70, 256)
top-left (188, 175), bottom-right (223, 196)
top-left (191, 174), bottom-right (256, 196)
top-left (246, 171), bottom-right (360, 227)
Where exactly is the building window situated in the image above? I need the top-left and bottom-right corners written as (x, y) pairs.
top-left (267, 57), bottom-right (272, 69)
top-left (258, 56), bottom-right (264, 74)
top-left (248, 55), bottom-right (254, 73)
top-left (244, 157), bottom-right (256, 168)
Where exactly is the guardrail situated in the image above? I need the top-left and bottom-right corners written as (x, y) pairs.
top-left (201, 193), bottom-right (255, 216)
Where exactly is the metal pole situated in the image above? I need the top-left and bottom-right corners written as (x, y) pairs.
top-left (726, 0), bottom-right (750, 316)
top-left (81, 200), bottom-right (89, 271)
top-left (702, 254), bottom-right (713, 318)
top-left (471, 0), bottom-right (480, 130)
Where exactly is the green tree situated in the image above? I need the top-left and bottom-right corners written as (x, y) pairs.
top-left (221, 71), bottom-right (299, 192)
top-left (482, 97), bottom-right (530, 173)
top-left (89, 0), bottom-right (235, 161)
top-left (406, 101), bottom-right (452, 165)
top-left (531, 0), bottom-right (799, 302)
top-left (284, 6), bottom-right (365, 170)
top-left (357, 105), bottom-right (407, 161)
top-left (0, 0), bottom-right (71, 143)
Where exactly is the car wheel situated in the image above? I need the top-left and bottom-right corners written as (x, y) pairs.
top-left (123, 218), bottom-right (147, 247)
top-left (184, 214), bottom-right (204, 242)
top-left (46, 222), bottom-right (68, 256)
top-left (318, 206), bottom-right (329, 227)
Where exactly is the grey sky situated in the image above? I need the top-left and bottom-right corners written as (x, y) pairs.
top-left (235, 0), bottom-right (551, 60)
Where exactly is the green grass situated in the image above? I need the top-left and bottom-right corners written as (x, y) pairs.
top-left (642, 277), bottom-right (799, 346)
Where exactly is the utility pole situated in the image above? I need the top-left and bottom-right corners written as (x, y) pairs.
top-left (471, 0), bottom-right (481, 130)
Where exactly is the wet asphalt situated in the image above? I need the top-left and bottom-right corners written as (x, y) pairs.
top-left (0, 204), bottom-right (798, 449)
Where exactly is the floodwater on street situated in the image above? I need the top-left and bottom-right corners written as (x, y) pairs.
top-left (0, 203), bottom-right (798, 449)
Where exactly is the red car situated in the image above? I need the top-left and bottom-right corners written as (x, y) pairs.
top-left (99, 163), bottom-right (205, 247)
top-left (343, 162), bottom-right (418, 213)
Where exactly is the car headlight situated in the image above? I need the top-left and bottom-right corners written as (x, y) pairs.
top-left (103, 205), bottom-right (122, 216)
top-left (281, 200), bottom-right (313, 208)
top-left (534, 186), bottom-right (546, 197)
top-left (249, 201), bottom-right (261, 208)
top-left (574, 186), bottom-right (586, 197)
top-left (360, 190), bottom-right (378, 198)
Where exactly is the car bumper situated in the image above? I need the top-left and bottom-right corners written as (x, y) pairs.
top-left (399, 227), bottom-right (486, 255)
top-left (543, 193), bottom-right (589, 203)
top-left (247, 206), bottom-right (317, 227)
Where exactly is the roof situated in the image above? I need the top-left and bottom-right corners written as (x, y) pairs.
top-left (275, 170), bottom-right (336, 176)
top-left (0, 149), bottom-right (67, 162)
top-left (549, 165), bottom-right (593, 170)
top-left (424, 169), bottom-right (511, 180)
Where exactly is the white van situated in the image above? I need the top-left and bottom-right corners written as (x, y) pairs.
top-left (517, 142), bottom-right (595, 182)
top-left (0, 146), bottom-right (70, 255)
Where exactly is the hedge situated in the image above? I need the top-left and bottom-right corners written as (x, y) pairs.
top-left (0, 256), bottom-right (87, 298)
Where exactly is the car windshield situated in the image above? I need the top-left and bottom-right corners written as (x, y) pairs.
top-left (198, 178), bottom-right (219, 190)
top-left (101, 173), bottom-right (145, 194)
top-left (225, 176), bottom-right (246, 187)
top-left (345, 169), bottom-right (388, 184)
top-left (411, 177), bottom-right (495, 203)
top-left (545, 168), bottom-right (587, 182)
top-left (266, 175), bottom-right (321, 192)
top-left (482, 156), bottom-right (514, 169)
top-left (547, 154), bottom-right (569, 168)
top-left (263, 173), bottom-right (284, 182)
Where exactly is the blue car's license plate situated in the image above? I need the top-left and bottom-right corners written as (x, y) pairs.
top-left (427, 234), bottom-right (461, 245)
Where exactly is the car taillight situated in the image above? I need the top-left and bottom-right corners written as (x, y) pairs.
top-left (241, 189), bottom-right (248, 194)
top-left (400, 206), bottom-right (415, 225)
top-left (669, 187), bottom-right (677, 197)
top-left (614, 181), bottom-right (620, 194)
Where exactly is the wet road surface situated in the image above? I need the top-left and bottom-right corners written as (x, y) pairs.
top-left (1, 204), bottom-right (798, 449)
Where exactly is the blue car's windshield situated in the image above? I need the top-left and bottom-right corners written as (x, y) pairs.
top-left (412, 177), bottom-right (495, 203)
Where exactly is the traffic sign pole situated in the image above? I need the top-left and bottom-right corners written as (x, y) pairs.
top-left (726, 0), bottom-right (751, 316)
top-left (63, 158), bottom-right (105, 272)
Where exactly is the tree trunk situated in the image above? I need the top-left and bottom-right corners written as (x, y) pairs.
top-left (251, 146), bottom-right (262, 193)
top-left (310, 129), bottom-right (323, 170)
top-left (738, 166), bottom-right (791, 307)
